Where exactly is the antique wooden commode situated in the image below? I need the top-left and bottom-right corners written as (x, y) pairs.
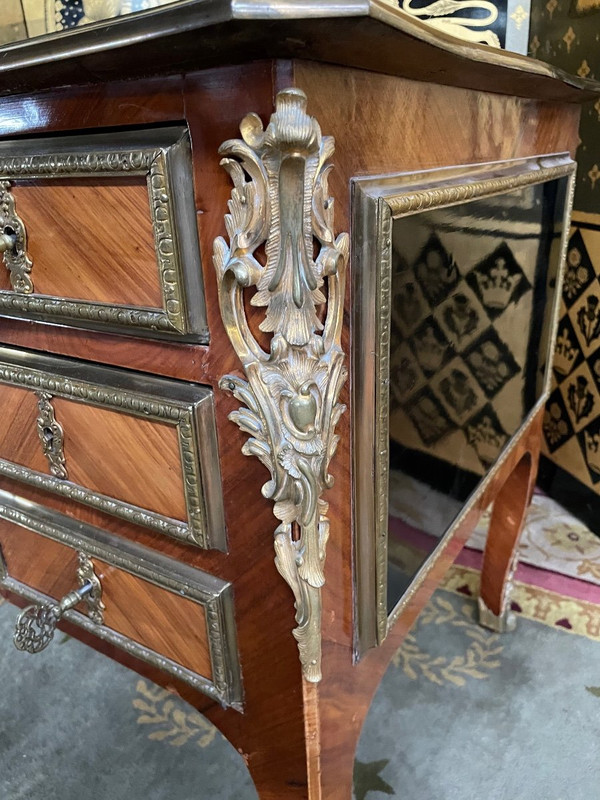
top-left (0, 3), bottom-right (597, 797)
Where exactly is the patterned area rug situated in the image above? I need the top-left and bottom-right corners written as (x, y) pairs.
top-left (390, 469), bottom-right (600, 586)
top-left (2, 561), bottom-right (600, 800)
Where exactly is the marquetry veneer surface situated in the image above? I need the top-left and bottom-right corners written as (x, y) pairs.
top-left (0, 383), bottom-right (187, 522)
top-left (0, 521), bottom-right (212, 679)
top-left (0, 180), bottom-right (161, 308)
top-left (52, 399), bottom-right (187, 521)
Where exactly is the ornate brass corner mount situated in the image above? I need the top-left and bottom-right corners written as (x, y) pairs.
top-left (36, 392), bottom-right (68, 480)
top-left (213, 88), bottom-right (349, 683)
top-left (0, 180), bottom-right (33, 293)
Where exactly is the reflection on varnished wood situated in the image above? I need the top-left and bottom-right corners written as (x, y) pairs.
top-left (0, 520), bottom-right (213, 678)
top-left (94, 558), bottom-right (212, 679)
top-left (7, 180), bottom-right (160, 306)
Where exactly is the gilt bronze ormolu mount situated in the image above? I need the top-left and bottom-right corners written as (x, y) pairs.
top-left (213, 88), bottom-right (349, 683)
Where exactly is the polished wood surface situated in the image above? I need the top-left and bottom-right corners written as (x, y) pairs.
top-left (0, 0), bottom-right (598, 102)
top-left (4, 180), bottom-right (161, 307)
top-left (0, 521), bottom-right (212, 678)
top-left (0, 56), bottom-right (586, 800)
top-left (94, 558), bottom-right (212, 679)
top-left (480, 447), bottom-right (538, 617)
top-left (0, 381), bottom-right (188, 522)
top-left (0, 384), bottom-right (48, 472)
top-left (1, 518), bottom-right (80, 600)
top-left (52, 399), bottom-right (187, 521)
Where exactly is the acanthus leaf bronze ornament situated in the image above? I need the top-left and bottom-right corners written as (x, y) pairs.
top-left (0, 180), bottom-right (33, 293)
top-left (213, 88), bottom-right (349, 683)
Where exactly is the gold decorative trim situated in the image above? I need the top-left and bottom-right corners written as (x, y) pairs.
top-left (213, 88), bottom-right (349, 683)
top-left (76, 551), bottom-right (105, 626)
top-left (0, 489), bottom-right (242, 707)
top-left (352, 156), bottom-right (577, 655)
top-left (0, 348), bottom-right (226, 552)
top-left (0, 180), bottom-right (33, 294)
top-left (386, 163), bottom-right (574, 218)
top-left (0, 129), bottom-right (207, 341)
top-left (478, 595), bottom-right (517, 632)
top-left (35, 392), bottom-right (68, 480)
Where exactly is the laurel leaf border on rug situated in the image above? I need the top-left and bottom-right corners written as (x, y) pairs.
top-left (393, 595), bottom-right (504, 686)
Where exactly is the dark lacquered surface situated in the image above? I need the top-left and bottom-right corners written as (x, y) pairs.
top-left (387, 177), bottom-right (569, 610)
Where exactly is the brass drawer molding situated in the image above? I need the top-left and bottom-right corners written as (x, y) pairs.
top-left (0, 491), bottom-right (242, 707)
top-left (213, 88), bottom-right (349, 683)
top-left (35, 392), bottom-right (68, 480)
top-left (0, 180), bottom-right (33, 294)
top-left (0, 127), bottom-right (207, 341)
top-left (0, 348), bottom-right (226, 551)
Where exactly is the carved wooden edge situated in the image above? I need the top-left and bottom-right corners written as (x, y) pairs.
top-left (213, 88), bottom-right (349, 683)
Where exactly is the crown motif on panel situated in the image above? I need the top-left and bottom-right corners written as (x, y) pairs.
top-left (394, 281), bottom-right (424, 330)
top-left (466, 414), bottom-right (507, 465)
top-left (415, 234), bottom-right (458, 305)
top-left (408, 393), bottom-right (454, 446)
top-left (476, 258), bottom-right (520, 310)
top-left (584, 428), bottom-right (600, 476)
top-left (554, 327), bottom-right (578, 376)
top-left (392, 357), bottom-right (419, 399)
top-left (443, 294), bottom-right (479, 342)
top-left (413, 325), bottom-right (447, 373)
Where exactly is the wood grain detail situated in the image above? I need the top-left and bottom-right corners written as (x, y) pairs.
top-left (0, 518), bottom-right (79, 600)
top-left (94, 558), bottom-right (212, 679)
top-left (0, 384), bottom-right (47, 472)
top-left (51, 398), bottom-right (187, 521)
top-left (0, 59), bottom-right (579, 799)
top-left (9, 180), bottom-right (162, 307)
top-left (0, 521), bottom-right (212, 679)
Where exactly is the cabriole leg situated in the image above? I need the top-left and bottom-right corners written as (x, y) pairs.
top-left (478, 452), bottom-right (536, 633)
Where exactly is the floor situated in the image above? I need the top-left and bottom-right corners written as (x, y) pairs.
top-left (1, 494), bottom-right (599, 799)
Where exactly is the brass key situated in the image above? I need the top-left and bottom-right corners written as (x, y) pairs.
top-left (13, 582), bottom-right (94, 654)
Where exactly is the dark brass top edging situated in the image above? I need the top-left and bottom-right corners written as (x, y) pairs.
top-left (0, 0), bottom-right (596, 102)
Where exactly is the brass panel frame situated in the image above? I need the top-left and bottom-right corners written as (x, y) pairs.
top-left (352, 154), bottom-right (576, 656)
top-left (0, 347), bottom-right (226, 552)
top-left (0, 489), bottom-right (242, 708)
top-left (0, 127), bottom-right (207, 342)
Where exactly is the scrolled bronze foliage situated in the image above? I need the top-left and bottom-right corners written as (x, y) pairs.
top-left (213, 88), bottom-right (349, 682)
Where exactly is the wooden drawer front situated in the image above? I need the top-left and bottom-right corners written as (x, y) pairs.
top-left (0, 127), bottom-right (207, 341)
top-left (0, 492), bottom-right (241, 707)
top-left (0, 347), bottom-right (225, 551)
